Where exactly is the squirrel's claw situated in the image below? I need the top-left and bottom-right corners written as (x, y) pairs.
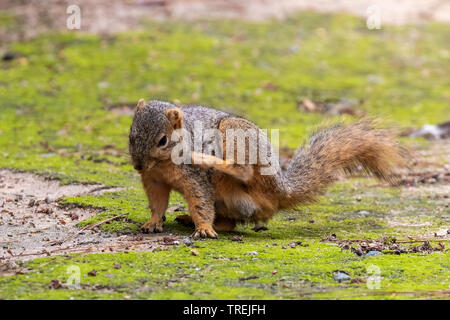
top-left (141, 219), bottom-right (164, 234)
top-left (192, 225), bottom-right (218, 239)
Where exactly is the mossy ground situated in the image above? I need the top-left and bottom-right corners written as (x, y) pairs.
top-left (0, 12), bottom-right (449, 299)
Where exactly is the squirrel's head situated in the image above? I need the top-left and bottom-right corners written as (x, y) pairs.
top-left (129, 99), bottom-right (183, 172)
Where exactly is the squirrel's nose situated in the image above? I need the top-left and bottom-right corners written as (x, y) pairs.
top-left (134, 163), bottom-right (143, 171)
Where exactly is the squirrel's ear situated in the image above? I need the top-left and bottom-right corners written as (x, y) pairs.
top-left (136, 98), bottom-right (146, 111)
top-left (165, 108), bottom-right (183, 129)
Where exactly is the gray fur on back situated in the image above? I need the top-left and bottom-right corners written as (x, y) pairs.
top-left (182, 105), bottom-right (233, 132)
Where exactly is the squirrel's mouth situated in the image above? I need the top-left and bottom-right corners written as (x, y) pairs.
top-left (133, 159), bottom-right (157, 174)
top-left (145, 159), bottom-right (159, 171)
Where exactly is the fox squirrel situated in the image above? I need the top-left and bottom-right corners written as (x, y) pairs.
top-left (129, 99), bottom-right (407, 238)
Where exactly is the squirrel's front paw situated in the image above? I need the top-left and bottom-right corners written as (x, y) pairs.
top-left (141, 218), bottom-right (164, 233)
top-left (192, 224), bottom-right (218, 239)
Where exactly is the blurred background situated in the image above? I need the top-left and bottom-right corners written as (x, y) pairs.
top-left (0, 0), bottom-right (449, 183)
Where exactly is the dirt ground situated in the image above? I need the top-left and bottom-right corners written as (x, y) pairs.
top-left (0, 170), bottom-right (178, 262)
top-left (1, 0), bottom-right (450, 42)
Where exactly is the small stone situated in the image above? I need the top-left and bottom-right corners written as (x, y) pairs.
top-left (191, 249), bottom-right (199, 256)
top-left (272, 270), bottom-right (278, 275)
top-left (113, 263), bottom-right (121, 269)
top-left (182, 237), bottom-right (193, 246)
top-left (28, 199), bottom-right (35, 207)
top-left (356, 210), bottom-right (370, 216)
top-left (333, 271), bottom-right (351, 282)
top-left (366, 250), bottom-right (383, 257)
top-left (447, 229), bottom-right (450, 235)
top-left (247, 251), bottom-right (258, 255)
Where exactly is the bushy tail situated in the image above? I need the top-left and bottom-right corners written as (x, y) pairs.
top-left (280, 120), bottom-right (408, 209)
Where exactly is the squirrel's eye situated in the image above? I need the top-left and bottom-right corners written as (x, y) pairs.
top-left (158, 135), bottom-right (168, 147)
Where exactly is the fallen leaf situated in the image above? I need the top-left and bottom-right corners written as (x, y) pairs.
top-left (88, 269), bottom-right (97, 276)
top-left (49, 279), bottom-right (64, 289)
top-left (229, 235), bottom-right (243, 242)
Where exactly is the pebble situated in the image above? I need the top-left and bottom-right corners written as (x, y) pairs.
top-left (366, 250), bottom-right (383, 257)
top-left (333, 271), bottom-right (351, 282)
top-left (247, 251), bottom-right (258, 255)
top-left (182, 237), bottom-right (193, 245)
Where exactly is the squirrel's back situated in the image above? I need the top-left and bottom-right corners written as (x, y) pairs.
top-left (181, 105), bottom-right (235, 132)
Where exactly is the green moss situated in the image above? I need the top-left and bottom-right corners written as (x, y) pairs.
top-left (1, 237), bottom-right (448, 300)
top-left (0, 12), bottom-right (449, 299)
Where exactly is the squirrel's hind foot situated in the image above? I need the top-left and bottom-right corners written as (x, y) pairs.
top-left (141, 218), bottom-right (164, 233)
top-left (192, 224), bottom-right (218, 239)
